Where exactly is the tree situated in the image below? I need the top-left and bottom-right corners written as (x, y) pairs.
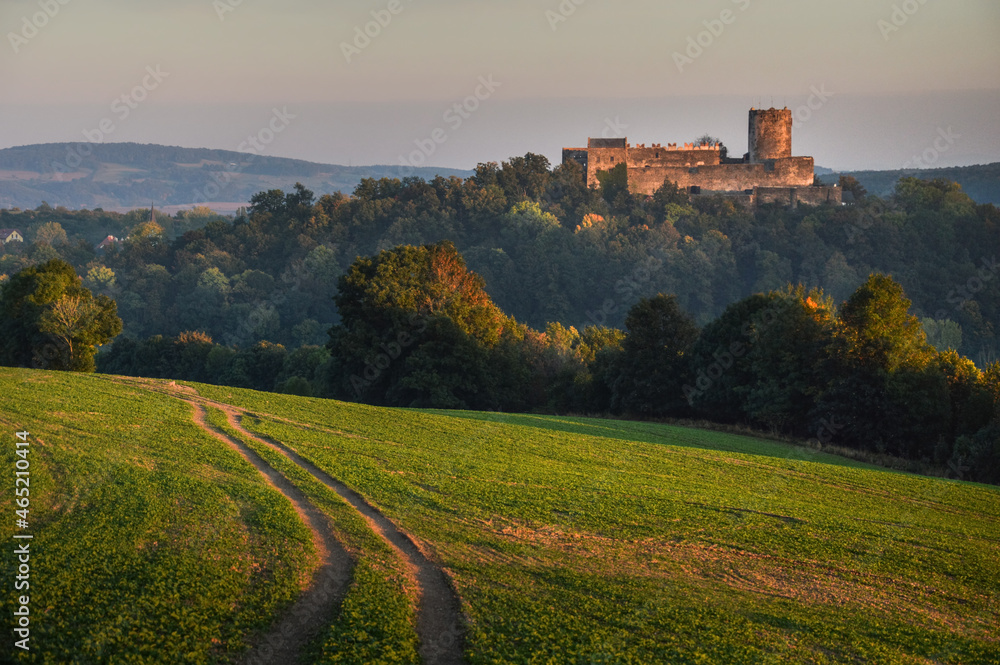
top-left (0, 259), bottom-right (122, 372)
top-left (837, 273), bottom-right (934, 373)
top-left (816, 274), bottom-right (941, 455)
top-left (922, 318), bottom-right (963, 352)
top-left (84, 266), bottom-right (118, 296)
top-left (328, 241), bottom-right (516, 408)
top-left (33, 222), bottom-right (69, 246)
top-left (694, 134), bottom-right (727, 159)
top-left (685, 293), bottom-right (780, 423)
top-left (595, 163), bottom-right (630, 209)
top-left (744, 287), bottom-right (837, 435)
top-left (610, 294), bottom-right (699, 416)
top-left (838, 175), bottom-right (867, 201)
top-left (249, 189), bottom-right (287, 217)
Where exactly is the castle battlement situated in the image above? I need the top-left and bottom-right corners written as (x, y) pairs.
top-left (562, 107), bottom-right (839, 206)
top-left (631, 143), bottom-right (719, 150)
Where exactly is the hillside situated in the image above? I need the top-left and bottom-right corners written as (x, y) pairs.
top-left (0, 143), bottom-right (473, 212)
top-left (819, 162), bottom-right (1000, 204)
top-left (2, 367), bottom-right (998, 663)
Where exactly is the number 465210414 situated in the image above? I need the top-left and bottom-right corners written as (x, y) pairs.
top-left (15, 432), bottom-right (31, 523)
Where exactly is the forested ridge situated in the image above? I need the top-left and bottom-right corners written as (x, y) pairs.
top-left (2, 155), bottom-right (997, 361)
top-left (2, 154), bottom-right (999, 482)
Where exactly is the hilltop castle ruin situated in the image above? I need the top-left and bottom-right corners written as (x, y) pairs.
top-left (562, 108), bottom-right (841, 206)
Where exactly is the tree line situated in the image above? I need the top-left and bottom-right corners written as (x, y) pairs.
top-left (90, 240), bottom-right (1000, 484)
top-left (2, 159), bottom-right (998, 366)
top-left (1, 158), bottom-right (998, 482)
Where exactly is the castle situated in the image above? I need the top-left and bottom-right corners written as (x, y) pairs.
top-left (562, 108), bottom-right (841, 206)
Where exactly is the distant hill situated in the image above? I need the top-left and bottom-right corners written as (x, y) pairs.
top-left (3, 143), bottom-right (996, 211)
top-left (0, 143), bottom-right (474, 212)
top-left (817, 162), bottom-right (1000, 204)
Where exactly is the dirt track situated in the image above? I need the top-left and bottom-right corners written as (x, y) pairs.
top-left (129, 374), bottom-right (468, 663)
top-left (218, 406), bottom-right (466, 665)
top-left (187, 400), bottom-right (354, 665)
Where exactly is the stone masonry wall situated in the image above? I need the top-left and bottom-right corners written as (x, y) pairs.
top-left (756, 186), bottom-right (842, 207)
top-left (626, 156), bottom-right (814, 195)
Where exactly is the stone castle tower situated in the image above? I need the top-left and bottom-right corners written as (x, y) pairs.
top-left (748, 108), bottom-right (792, 163)
top-left (562, 107), bottom-right (840, 207)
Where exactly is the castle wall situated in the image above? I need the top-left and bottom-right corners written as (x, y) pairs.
top-left (585, 147), bottom-right (628, 186)
top-left (628, 146), bottom-right (720, 168)
top-left (626, 156), bottom-right (814, 195)
top-left (756, 186), bottom-right (842, 207)
top-left (562, 108), bottom-right (823, 204)
top-left (748, 108), bottom-right (792, 162)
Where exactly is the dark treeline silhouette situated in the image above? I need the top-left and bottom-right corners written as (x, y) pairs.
top-left (93, 240), bottom-right (1000, 485)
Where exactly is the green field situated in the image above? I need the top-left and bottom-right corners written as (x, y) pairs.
top-left (2, 367), bottom-right (998, 664)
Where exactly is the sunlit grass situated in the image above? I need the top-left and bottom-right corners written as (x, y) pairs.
top-left (3, 369), bottom-right (997, 664)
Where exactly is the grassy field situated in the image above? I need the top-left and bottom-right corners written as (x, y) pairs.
top-left (2, 367), bottom-right (999, 664)
top-left (0, 371), bottom-right (315, 663)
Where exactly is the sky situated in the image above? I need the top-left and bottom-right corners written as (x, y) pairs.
top-left (1, 0), bottom-right (999, 172)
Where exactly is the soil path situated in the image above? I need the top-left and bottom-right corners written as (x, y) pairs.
top-left (219, 406), bottom-right (466, 665)
top-left (186, 400), bottom-right (353, 665)
top-left (112, 376), bottom-right (466, 663)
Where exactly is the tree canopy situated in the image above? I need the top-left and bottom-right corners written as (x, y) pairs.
top-left (0, 259), bottom-right (122, 371)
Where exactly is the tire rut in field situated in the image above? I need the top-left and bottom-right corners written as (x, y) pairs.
top-left (186, 401), bottom-right (353, 665)
top-left (219, 407), bottom-right (467, 665)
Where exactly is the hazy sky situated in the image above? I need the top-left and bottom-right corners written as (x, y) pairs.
top-left (2, 0), bottom-right (999, 171)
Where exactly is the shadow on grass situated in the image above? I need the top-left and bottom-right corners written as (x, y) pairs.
top-left (420, 410), bottom-right (880, 471)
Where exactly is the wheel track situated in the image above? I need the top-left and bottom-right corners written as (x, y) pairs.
top-left (217, 405), bottom-right (467, 665)
top-left (186, 401), bottom-right (353, 665)
top-left (120, 377), bottom-right (468, 663)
